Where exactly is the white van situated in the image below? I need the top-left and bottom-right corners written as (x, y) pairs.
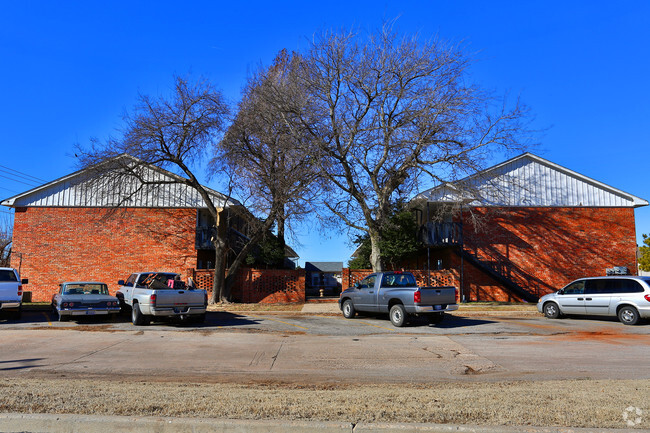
top-left (538, 276), bottom-right (650, 325)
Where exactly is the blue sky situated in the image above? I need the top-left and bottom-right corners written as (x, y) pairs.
top-left (1, 1), bottom-right (649, 266)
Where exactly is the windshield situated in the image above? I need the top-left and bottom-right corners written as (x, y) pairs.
top-left (63, 283), bottom-right (109, 295)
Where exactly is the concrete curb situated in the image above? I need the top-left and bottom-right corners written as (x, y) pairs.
top-left (0, 413), bottom-right (641, 433)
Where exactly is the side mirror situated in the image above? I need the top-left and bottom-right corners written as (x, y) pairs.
top-left (557, 289), bottom-right (564, 295)
top-left (21, 278), bottom-right (28, 284)
top-left (117, 280), bottom-right (125, 286)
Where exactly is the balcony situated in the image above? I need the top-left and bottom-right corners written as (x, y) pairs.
top-left (419, 222), bottom-right (462, 247)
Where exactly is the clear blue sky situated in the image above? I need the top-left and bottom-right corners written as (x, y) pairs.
top-left (1, 1), bottom-right (649, 266)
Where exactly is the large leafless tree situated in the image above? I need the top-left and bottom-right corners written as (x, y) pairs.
top-left (216, 50), bottom-right (320, 288)
top-left (292, 24), bottom-right (530, 271)
top-left (0, 214), bottom-right (12, 267)
top-left (78, 76), bottom-right (237, 302)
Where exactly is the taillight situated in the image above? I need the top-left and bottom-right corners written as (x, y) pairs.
top-left (150, 294), bottom-right (157, 306)
top-left (17, 284), bottom-right (23, 297)
top-left (456, 287), bottom-right (459, 302)
top-left (414, 290), bottom-right (421, 304)
top-left (645, 294), bottom-right (650, 302)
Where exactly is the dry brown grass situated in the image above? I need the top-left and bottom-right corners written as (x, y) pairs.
top-left (207, 303), bottom-right (304, 312)
top-left (1, 378), bottom-right (647, 429)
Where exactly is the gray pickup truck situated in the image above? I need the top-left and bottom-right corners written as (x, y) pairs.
top-left (338, 271), bottom-right (458, 327)
top-left (116, 272), bottom-right (207, 326)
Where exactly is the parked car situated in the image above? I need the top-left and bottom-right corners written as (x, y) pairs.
top-left (338, 271), bottom-right (458, 327)
top-left (51, 282), bottom-right (120, 321)
top-left (0, 267), bottom-right (28, 320)
top-left (116, 272), bottom-right (207, 326)
top-left (537, 276), bottom-right (650, 325)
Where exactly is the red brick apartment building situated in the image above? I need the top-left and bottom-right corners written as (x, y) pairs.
top-left (408, 153), bottom-right (648, 302)
top-left (1, 155), bottom-right (254, 302)
top-left (2, 153), bottom-right (647, 303)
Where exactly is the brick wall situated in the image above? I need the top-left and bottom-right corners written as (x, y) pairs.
top-left (12, 207), bottom-right (197, 302)
top-left (191, 268), bottom-right (305, 303)
top-left (459, 206), bottom-right (639, 301)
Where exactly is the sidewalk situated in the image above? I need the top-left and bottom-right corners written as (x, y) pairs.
top-left (0, 413), bottom-right (640, 433)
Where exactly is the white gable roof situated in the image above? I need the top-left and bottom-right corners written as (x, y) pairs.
top-left (1, 155), bottom-right (240, 209)
top-left (416, 153), bottom-right (648, 208)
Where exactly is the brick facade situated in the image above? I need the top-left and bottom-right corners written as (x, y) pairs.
top-left (12, 207), bottom-right (197, 302)
top-left (456, 206), bottom-right (639, 301)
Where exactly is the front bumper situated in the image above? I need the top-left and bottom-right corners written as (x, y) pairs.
top-left (58, 307), bottom-right (121, 316)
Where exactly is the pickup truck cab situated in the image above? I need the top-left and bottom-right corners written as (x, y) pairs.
top-left (116, 272), bottom-right (207, 326)
top-left (0, 267), bottom-right (28, 320)
top-left (339, 271), bottom-right (458, 327)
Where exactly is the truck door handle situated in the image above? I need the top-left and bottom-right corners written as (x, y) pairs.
top-left (368, 291), bottom-right (374, 294)
top-left (577, 298), bottom-right (584, 301)
top-left (585, 298), bottom-right (592, 301)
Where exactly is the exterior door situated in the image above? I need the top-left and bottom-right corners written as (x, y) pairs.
top-left (355, 275), bottom-right (378, 312)
top-left (556, 280), bottom-right (586, 314)
top-left (584, 279), bottom-right (613, 316)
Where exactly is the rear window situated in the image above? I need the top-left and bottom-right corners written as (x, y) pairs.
top-left (136, 273), bottom-right (179, 288)
top-left (0, 270), bottom-right (18, 282)
top-left (585, 279), bottom-right (645, 294)
top-left (381, 273), bottom-right (416, 287)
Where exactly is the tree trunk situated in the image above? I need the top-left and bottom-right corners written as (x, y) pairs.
top-left (369, 229), bottom-right (383, 272)
top-left (209, 210), bottom-right (229, 304)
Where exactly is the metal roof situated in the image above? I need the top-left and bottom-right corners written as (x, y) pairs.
top-left (1, 154), bottom-right (240, 209)
top-left (416, 153), bottom-right (648, 208)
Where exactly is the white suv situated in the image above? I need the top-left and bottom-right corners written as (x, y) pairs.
top-left (0, 267), bottom-right (28, 320)
top-left (538, 276), bottom-right (650, 325)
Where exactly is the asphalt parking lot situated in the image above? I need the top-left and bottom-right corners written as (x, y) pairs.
top-left (1, 308), bottom-right (649, 383)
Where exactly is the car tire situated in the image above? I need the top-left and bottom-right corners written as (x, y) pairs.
top-left (618, 306), bottom-right (640, 325)
top-left (389, 304), bottom-right (407, 327)
top-left (132, 303), bottom-right (149, 326)
top-left (543, 302), bottom-right (560, 319)
top-left (427, 313), bottom-right (445, 325)
top-left (342, 300), bottom-right (356, 319)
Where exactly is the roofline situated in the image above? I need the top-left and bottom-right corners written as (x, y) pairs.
top-left (416, 152), bottom-right (649, 208)
top-left (1, 154), bottom-right (241, 208)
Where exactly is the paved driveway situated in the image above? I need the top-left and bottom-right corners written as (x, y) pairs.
top-left (1, 310), bottom-right (649, 383)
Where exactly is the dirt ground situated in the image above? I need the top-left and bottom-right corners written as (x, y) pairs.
top-left (1, 377), bottom-right (648, 429)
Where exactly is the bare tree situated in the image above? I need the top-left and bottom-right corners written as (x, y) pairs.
top-left (294, 23), bottom-right (530, 271)
top-left (77, 76), bottom-right (235, 302)
top-left (0, 214), bottom-right (12, 267)
top-left (215, 50), bottom-right (320, 297)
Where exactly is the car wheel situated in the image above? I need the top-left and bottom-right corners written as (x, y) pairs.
top-left (543, 302), bottom-right (560, 319)
top-left (389, 304), bottom-right (407, 327)
top-left (132, 303), bottom-right (149, 326)
top-left (618, 306), bottom-right (640, 325)
top-left (427, 313), bottom-right (445, 325)
top-left (342, 300), bottom-right (356, 319)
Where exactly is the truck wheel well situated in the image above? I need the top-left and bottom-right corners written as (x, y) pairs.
top-left (388, 299), bottom-right (403, 309)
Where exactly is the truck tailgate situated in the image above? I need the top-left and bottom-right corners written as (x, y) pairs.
top-left (153, 289), bottom-right (205, 307)
top-left (419, 286), bottom-right (457, 305)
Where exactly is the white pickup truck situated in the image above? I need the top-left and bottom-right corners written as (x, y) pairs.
top-left (116, 272), bottom-right (207, 326)
top-left (0, 267), bottom-right (28, 320)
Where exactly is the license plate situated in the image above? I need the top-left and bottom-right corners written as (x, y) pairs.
top-left (434, 305), bottom-right (442, 310)
top-left (86, 310), bottom-right (95, 315)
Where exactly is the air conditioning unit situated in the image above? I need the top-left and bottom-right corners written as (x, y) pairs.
top-left (606, 266), bottom-right (629, 276)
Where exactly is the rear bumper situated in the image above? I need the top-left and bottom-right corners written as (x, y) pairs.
top-left (150, 306), bottom-right (206, 316)
top-left (414, 304), bottom-right (459, 313)
top-left (0, 301), bottom-right (21, 310)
